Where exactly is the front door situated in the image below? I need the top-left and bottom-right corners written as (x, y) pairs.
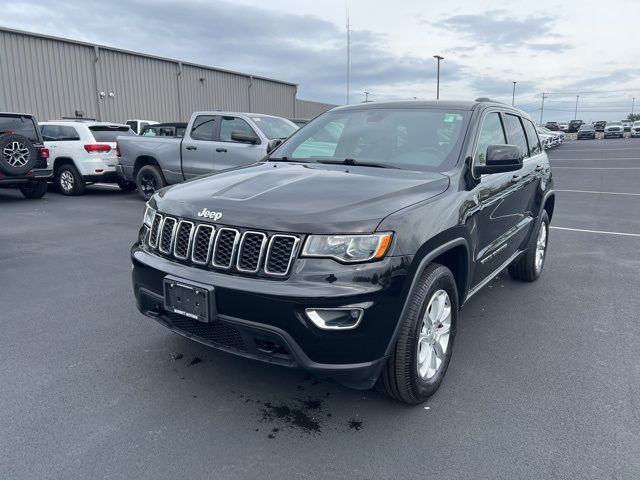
top-left (212, 116), bottom-right (264, 171)
top-left (469, 110), bottom-right (530, 286)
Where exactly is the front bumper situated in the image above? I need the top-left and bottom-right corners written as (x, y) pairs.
top-left (131, 244), bottom-right (412, 389)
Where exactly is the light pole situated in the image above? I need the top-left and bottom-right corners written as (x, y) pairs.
top-left (433, 55), bottom-right (444, 100)
top-left (363, 91), bottom-right (371, 102)
top-left (574, 95), bottom-right (579, 120)
top-left (540, 92), bottom-right (547, 124)
top-left (632, 97), bottom-right (636, 117)
top-left (512, 81), bottom-right (517, 106)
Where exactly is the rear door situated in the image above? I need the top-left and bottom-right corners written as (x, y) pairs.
top-left (469, 110), bottom-right (529, 286)
top-left (181, 115), bottom-right (216, 179)
top-left (212, 115), bottom-right (264, 171)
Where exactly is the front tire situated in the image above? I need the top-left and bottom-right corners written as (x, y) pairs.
top-left (508, 210), bottom-right (549, 282)
top-left (19, 179), bottom-right (47, 199)
top-left (56, 164), bottom-right (85, 196)
top-left (136, 165), bottom-right (166, 200)
top-left (376, 263), bottom-right (458, 404)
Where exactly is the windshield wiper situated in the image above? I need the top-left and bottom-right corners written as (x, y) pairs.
top-left (315, 158), bottom-right (400, 169)
top-left (267, 157), bottom-right (310, 163)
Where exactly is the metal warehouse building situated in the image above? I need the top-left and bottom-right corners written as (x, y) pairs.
top-left (0, 27), bottom-right (336, 123)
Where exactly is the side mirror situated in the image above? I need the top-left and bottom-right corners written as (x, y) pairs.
top-left (231, 131), bottom-right (259, 144)
top-left (474, 144), bottom-right (523, 175)
top-left (266, 138), bottom-right (283, 154)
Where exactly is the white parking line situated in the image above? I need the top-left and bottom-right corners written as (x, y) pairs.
top-left (551, 226), bottom-right (640, 238)
top-left (549, 157), bottom-right (640, 161)
top-left (553, 167), bottom-right (640, 170)
top-left (557, 189), bottom-right (640, 196)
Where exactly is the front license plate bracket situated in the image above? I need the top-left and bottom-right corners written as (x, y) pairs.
top-left (163, 275), bottom-right (216, 323)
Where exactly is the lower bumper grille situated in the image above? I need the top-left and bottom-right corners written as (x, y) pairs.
top-left (165, 312), bottom-right (247, 352)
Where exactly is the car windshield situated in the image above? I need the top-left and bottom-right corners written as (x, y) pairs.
top-left (251, 115), bottom-right (298, 140)
top-left (634, 121), bottom-right (640, 126)
top-left (579, 125), bottom-right (594, 131)
top-left (0, 115), bottom-right (40, 143)
top-left (609, 122), bottom-right (622, 126)
top-left (272, 107), bottom-right (470, 172)
top-left (90, 126), bottom-right (136, 142)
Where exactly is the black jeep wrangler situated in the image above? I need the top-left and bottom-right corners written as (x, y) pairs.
top-left (0, 113), bottom-right (51, 198)
top-left (131, 100), bottom-right (555, 404)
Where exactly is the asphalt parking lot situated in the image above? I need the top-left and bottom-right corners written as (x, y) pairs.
top-left (1, 140), bottom-right (639, 480)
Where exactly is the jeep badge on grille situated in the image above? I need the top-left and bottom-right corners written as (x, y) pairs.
top-left (197, 208), bottom-right (223, 221)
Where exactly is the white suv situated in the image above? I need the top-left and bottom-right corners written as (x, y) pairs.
top-left (40, 121), bottom-right (136, 195)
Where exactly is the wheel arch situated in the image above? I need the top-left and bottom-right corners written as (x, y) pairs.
top-left (543, 192), bottom-right (555, 222)
top-left (52, 156), bottom-right (76, 172)
top-left (383, 235), bottom-right (472, 359)
top-left (133, 155), bottom-right (160, 178)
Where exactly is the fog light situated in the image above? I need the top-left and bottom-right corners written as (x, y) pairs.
top-left (305, 308), bottom-right (364, 330)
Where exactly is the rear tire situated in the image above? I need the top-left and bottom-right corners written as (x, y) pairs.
top-left (376, 263), bottom-right (458, 404)
top-left (117, 179), bottom-right (137, 192)
top-left (508, 210), bottom-right (549, 282)
top-left (55, 164), bottom-right (85, 196)
top-left (0, 134), bottom-right (37, 175)
top-left (136, 165), bottom-right (166, 200)
top-left (19, 179), bottom-right (47, 199)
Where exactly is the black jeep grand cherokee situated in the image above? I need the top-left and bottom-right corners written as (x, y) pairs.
top-left (131, 100), bottom-right (555, 404)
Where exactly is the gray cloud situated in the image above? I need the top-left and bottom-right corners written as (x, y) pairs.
top-left (433, 9), bottom-right (570, 52)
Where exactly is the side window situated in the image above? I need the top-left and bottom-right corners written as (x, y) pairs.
top-left (219, 117), bottom-right (256, 142)
top-left (523, 119), bottom-right (542, 156)
top-left (59, 126), bottom-right (80, 141)
top-left (190, 115), bottom-right (216, 141)
top-left (503, 114), bottom-right (529, 159)
top-left (41, 125), bottom-right (59, 141)
top-left (475, 112), bottom-right (506, 165)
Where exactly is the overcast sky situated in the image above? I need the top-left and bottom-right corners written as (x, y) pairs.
top-left (2, 0), bottom-right (639, 121)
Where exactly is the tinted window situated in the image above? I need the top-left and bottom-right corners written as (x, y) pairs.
top-left (126, 120), bottom-right (138, 132)
top-left (190, 115), bottom-right (216, 141)
top-left (89, 126), bottom-right (135, 142)
top-left (277, 108), bottom-right (470, 171)
top-left (42, 125), bottom-right (80, 141)
top-left (1, 115), bottom-right (40, 143)
top-left (503, 114), bottom-right (529, 159)
top-left (250, 115), bottom-right (298, 139)
top-left (523, 119), bottom-right (542, 156)
top-left (219, 117), bottom-right (256, 142)
top-left (475, 112), bottom-right (506, 165)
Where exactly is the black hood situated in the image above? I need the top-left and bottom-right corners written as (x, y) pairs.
top-left (155, 162), bottom-right (449, 234)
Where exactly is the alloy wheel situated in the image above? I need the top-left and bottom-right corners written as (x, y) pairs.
top-left (417, 289), bottom-right (452, 380)
top-left (60, 170), bottom-right (74, 192)
top-left (3, 141), bottom-right (30, 167)
top-left (140, 173), bottom-right (157, 196)
top-left (535, 222), bottom-right (547, 273)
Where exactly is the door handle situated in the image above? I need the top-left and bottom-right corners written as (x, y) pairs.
top-left (186, 146), bottom-right (197, 151)
top-left (511, 175), bottom-right (522, 183)
top-left (215, 148), bottom-right (227, 153)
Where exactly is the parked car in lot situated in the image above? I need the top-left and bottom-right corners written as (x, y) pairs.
top-left (544, 121), bottom-right (559, 131)
top-left (141, 122), bottom-right (187, 137)
top-left (0, 112), bottom-right (51, 198)
top-left (604, 121), bottom-right (625, 138)
top-left (40, 121), bottom-right (137, 195)
top-left (594, 120), bottom-right (607, 132)
top-left (558, 121), bottom-right (568, 132)
top-left (126, 119), bottom-right (158, 135)
top-left (131, 99), bottom-right (555, 404)
top-left (117, 112), bottom-right (299, 199)
top-left (622, 120), bottom-right (632, 132)
top-left (577, 124), bottom-right (596, 140)
top-left (568, 119), bottom-right (583, 133)
top-left (631, 121), bottom-right (640, 138)
top-left (538, 126), bottom-right (563, 148)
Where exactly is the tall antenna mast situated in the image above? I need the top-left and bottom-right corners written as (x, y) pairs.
top-left (346, 3), bottom-right (351, 104)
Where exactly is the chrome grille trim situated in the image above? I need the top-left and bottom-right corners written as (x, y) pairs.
top-left (148, 212), bottom-right (163, 249)
top-left (264, 234), bottom-right (301, 276)
top-left (236, 231), bottom-right (267, 273)
top-left (190, 224), bottom-right (216, 265)
top-left (211, 228), bottom-right (240, 269)
top-left (173, 220), bottom-right (195, 260)
top-left (158, 217), bottom-right (177, 255)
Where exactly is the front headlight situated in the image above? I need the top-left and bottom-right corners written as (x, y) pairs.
top-left (301, 232), bottom-right (393, 263)
top-left (143, 204), bottom-right (156, 227)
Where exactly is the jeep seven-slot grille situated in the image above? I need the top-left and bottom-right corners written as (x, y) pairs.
top-left (147, 214), bottom-right (300, 277)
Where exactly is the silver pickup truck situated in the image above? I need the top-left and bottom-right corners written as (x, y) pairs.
top-left (116, 111), bottom-right (298, 199)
